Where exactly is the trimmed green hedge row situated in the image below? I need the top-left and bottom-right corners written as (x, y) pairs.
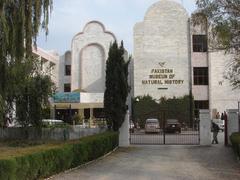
top-left (0, 131), bottom-right (118, 180)
top-left (230, 132), bottom-right (240, 158)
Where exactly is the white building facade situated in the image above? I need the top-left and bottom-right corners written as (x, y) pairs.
top-left (58, 21), bottom-right (116, 94)
top-left (32, 47), bottom-right (59, 85)
top-left (134, 0), bottom-right (190, 99)
top-left (53, 21), bottom-right (117, 124)
top-left (133, 0), bottom-right (240, 118)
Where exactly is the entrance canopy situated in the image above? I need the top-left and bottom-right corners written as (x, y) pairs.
top-left (52, 92), bottom-right (104, 109)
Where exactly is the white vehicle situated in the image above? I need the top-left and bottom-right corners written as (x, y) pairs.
top-left (145, 118), bottom-right (160, 133)
top-left (42, 119), bottom-right (65, 125)
top-left (129, 121), bottom-right (134, 133)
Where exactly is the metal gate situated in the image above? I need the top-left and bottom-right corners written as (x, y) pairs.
top-left (130, 111), bottom-right (200, 145)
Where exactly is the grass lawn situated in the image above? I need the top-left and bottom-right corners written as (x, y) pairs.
top-left (0, 141), bottom-right (63, 160)
top-left (0, 138), bottom-right (89, 160)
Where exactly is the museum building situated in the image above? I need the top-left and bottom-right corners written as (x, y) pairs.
top-left (41, 0), bottom-right (240, 122)
top-left (133, 0), bottom-right (240, 118)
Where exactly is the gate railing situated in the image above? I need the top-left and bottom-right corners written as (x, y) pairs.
top-left (130, 120), bottom-right (200, 145)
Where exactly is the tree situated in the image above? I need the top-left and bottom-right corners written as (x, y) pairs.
top-left (133, 95), bottom-right (159, 128)
top-left (16, 74), bottom-right (54, 127)
top-left (194, 0), bottom-right (240, 88)
top-left (0, 0), bottom-right (52, 126)
top-left (133, 95), bottom-right (194, 129)
top-left (160, 95), bottom-right (195, 125)
top-left (104, 41), bottom-right (130, 131)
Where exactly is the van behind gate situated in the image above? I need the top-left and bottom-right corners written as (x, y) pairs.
top-left (145, 118), bottom-right (160, 133)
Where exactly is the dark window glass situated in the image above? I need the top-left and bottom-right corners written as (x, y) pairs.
top-left (194, 67), bottom-right (208, 85)
top-left (193, 35), bottom-right (207, 52)
top-left (64, 83), bottom-right (71, 92)
top-left (65, 65), bottom-right (71, 76)
top-left (194, 100), bottom-right (209, 118)
top-left (84, 109), bottom-right (90, 119)
top-left (194, 101), bottom-right (209, 109)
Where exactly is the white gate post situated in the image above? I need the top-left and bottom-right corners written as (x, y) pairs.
top-left (199, 110), bottom-right (211, 146)
top-left (119, 110), bottom-right (130, 147)
top-left (227, 109), bottom-right (239, 145)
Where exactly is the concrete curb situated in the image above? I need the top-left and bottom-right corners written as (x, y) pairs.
top-left (46, 146), bottom-right (119, 180)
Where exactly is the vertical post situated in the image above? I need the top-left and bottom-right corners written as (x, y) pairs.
top-left (90, 108), bottom-right (93, 128)
top-left (163, 110), bottom-right (166, 145)
top-left (129, 116), bottom-right (131, 144)
top-left (131, 99), bottom-right (134, 124)
top-left (187, 18), bottom-right (193, 128)
top-left (69, 104), bottom-right (72, 124)
top-left (119, 110), bottom-right (130, 147)
top-left (189, 91), bottom-right (193, 128)
top-left (199, 110), bottom-right (211, 146)
top-left (198, 118), bottom-right (200, 143)
top-left (224, 111), bottom-right (228, 146)
top-left (226, 109), bottom-right (239, 145)
top-left (238, 102), bottom-right (240, 132)
top-left (53, 105), bottom-right (56, 119)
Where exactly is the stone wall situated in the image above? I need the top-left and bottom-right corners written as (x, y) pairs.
top-left (0, 127), bottom-right (107, 141)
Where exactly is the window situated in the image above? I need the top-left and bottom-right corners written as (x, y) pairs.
top-left (192, 35), bottom-right (207, 52)
top-left (64, 83), bottom-right (71, 92)
top-left (84, 109), bottom-right (90, 119)
top-left (194, 100), bottom-right (209, 118)
top-left (40, 57), bottom-right (47, 71)
top-left (49, 62), bottom-right (55, 75)
top-left (194, 67), bottom-right (208, 85)
top-left (65, 65), bottom-right (71, 76)
top-left (194, 101), bottom-right (209, 109)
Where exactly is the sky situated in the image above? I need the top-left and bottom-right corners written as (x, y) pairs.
top-left (37, 0), bottom-right (197, 55)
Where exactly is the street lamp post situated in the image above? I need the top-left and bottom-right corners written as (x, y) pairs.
top-left (238, 101), bottom-right (240, 132)
top-left (155, 99), bottom-right (166, 144)
top-left (132, 97), bottom-right (139, 121)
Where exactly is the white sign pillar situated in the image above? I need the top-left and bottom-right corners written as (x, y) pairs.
top-left (199, 110), bottom-right (211, 146)
top-left (227, 109), bottom-right (239, 145)
top-left (119, 110), bottom-right (130, 147)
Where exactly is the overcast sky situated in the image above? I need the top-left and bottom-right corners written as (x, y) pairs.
top-left (37, 0), bottom-right (197, 55)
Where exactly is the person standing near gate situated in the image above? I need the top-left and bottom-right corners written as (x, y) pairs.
top-left (221, 112), bottom-right (224, 121)
top-left (212, 122), bottom-right (220, 144)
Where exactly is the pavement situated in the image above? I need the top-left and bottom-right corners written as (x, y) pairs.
top-left (51, 133), bottom-right (240, 180)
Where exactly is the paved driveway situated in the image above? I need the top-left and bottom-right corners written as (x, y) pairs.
top-left (51, 142), bottom-right (240, 180)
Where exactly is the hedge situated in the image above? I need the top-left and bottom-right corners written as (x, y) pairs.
top-left (0, 131), bottom-right (118, 180)
top-left (230, 132), bottom-right (240, 158)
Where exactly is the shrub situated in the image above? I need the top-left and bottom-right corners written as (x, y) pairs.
top-left (0, 131), bottom-right (118, 180)
top-left (72, 114), bottom-right (83, 125)
top-left (0, 159), bottom-right (17, 180)
top-left (230, 132), bottom-right (240, 158)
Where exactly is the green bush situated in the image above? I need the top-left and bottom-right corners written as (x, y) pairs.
top-left (0, 159), bottom-right (17, 180)
top-left (230, 132), bottom-right (240, 158)
top-left (0, 131), bottom-right (118, 180)
top-left (72, 114), bottom-right (83, 125)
